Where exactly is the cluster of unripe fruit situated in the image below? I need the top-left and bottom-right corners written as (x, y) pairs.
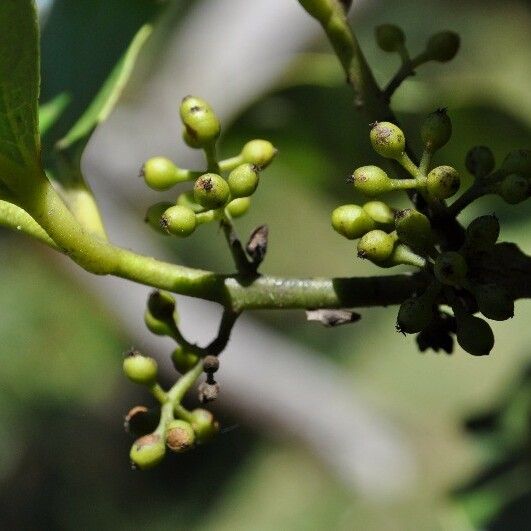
top-left (141, 96), bottom-right (277, 238)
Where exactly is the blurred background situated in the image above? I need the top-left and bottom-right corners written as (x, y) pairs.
top-left (1, 0), bottom-right (531, 529)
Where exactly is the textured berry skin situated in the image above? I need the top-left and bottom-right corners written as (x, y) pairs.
top-left (225, 197), bottom-right (251, 218)
top-left (331, 204), bottom-right (376, 239)
top-left (464, 214), bottom-right (499, 251)
top-left (427, 165), bottom-right (460, 199)
top-left (352, 165), bottom-right (393, 196)
top-left (161, 205), bottom-right (197, 237)
top-left (369, 122), bottom-right (405, 159)
top-left (501, 149), bottom-right (531, 176)
top-left (375, 24), bottom-right (405, 52)
top-left (193, 173), bottom-right (230, 210)
top-left (434, 251), bottom-right (467, 285)
top-left (203, 355), bottom-right (220, 373)
top-left (395, 208), bottom-right (433, 250)
top-left (426, 31), bottom-right (460, 62)
top-left (465, 146), bottom-right (495, 178)
top-left (357, 230), bottom-right (395, 262)
top-left (142, 157), bottom-right (178, 191)
top-left (190, 409), bottom-right (219, 443)
top-left (362, 201), bottom-right (395, 225)
top-left (497, 173), bottom-right (529, 205)
top-left (421, 109), bottom-right (452, 152)
top-left (474, 284), bottom-right (514, 321)
top-left (227, 164), bottom-right (259, 198)
top-left (241, 140), bottom-right (277, 168)
top-left (130, 434), bottom-right (166, 470)
top-left (179, 96), bottom-right (220, 148)
top-left (165, 420), bottom-right (195, 453)
top-left (123, 352), bottom-right (158, 385)
top-left (456, 314), bottom-right (494, 356)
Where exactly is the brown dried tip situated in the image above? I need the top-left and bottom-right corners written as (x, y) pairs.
top-left (306, 309), bottom-right (361, 327)
top-left (203, 355), bottom-right (219, 374)
top-left (246, 225), bottom-right (269, 265)
top-left (124, 406), bottom-right (158, 435)
top-left (198, 382), bottom-right (220, 403)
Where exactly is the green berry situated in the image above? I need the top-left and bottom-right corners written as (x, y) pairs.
top-left (165, 420), bottom-right (195, 453)
top-left (331, 204), bottom-right (376, 240)
top-left (473, 284), bottom-right (514, 321)
top-left (434, 251), bottom-right (467, 286)
top-left (171, 346), bottom-right (199, 374)
top-left (464, 214), bottom-right (499, 251)
top-left (497, 173), bottom-right (529, 204)
top-left (375, 24), bottom-right (405, 52)
top-left (456, 314), bottom-right (494, 356)
top-left (352, 165), bottom-right (393, 196)
top-left (395, 208), bottom-right (433, 250)
top-left (501, 149), bottom-right (531, 176)
top-left (160, 205), bottom-right (197, 237)
top-left (465, 146), bottom-right (495, 178)
top-left (193, 173), bottom-right (230, 210)
top-left (369, 122), bottom-right (406, 159)
top-left (177, 191), bottom-right (203, 213)
top-left (145, 202), bottom-right (174, 235)
top-left (225, 197), bottom-right (251, 218)
top-left (130, 433), bottom-right (166, 470)
top-left (397, 293), bottom-right (435, 334)
top-left (190, 408), bottom-right (219, 443)
top-left (123, 351), bottom-right (158, 385)
top-left (357, 229), bottom-right (395, 263)
top-left (241, 140), bottom-right (277, 169)
top-left (426, 31), bottom-right (460, 62)
top-left (141, 157), bottom-right (179, 191)
top-left (421, 108), bottom-right (452, 152)
top-left (227, 164), bottom-right (259, 198)
top-left (362, 201), bottom-right (395, 225)
top-left (426, 165), bottom-right (460, 199)
top-left (179, 96), bottom-right (220, 148)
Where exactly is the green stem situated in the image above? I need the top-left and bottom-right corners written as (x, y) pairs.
top-left (220, 215), bottom-right (253, 275)
top-left (168, 361), bottom-right (204, 405)
top-left (219, 155), bottom-right (243, 172)
top-left (204, 143), bottom-right (220, 173)
top-left (149, 382), bottom-right (168, 404)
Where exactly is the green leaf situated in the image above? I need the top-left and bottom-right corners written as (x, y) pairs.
top-left (39, 92), bottom-right (71, 137)
top-left (0, 0), bottom-right (40, 171)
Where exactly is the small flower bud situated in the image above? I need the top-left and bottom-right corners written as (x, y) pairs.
top-left (426, 31), bottom-right (460, 62)
top-left (465, 146), bottom-right (495, 178)
top-left (357, 229), bottom-right (395, 263)
top-left (241, 140), bottom-right (277, 169)
top-left (130, 433), bottom-right (166, 470)
top-left (421, 108), bottom-right (452, 152)
top-left (198, 382), bottom-right (220, 403)
top-left (144, 202), bottom-right (174, 235)
top-left (375, 24), bottom-right (405, 53)
top-left (203, 355), bottom-right (219, 373)
top-left (123, 351), bottom-right (158, 385)
top-left (141, 157), bottom-right (179, 191)
top-left (362, 201), bottom-right (395, 225)
top-left (501, 149), bottom-right (531, 176)
top-left (351, 165), bottom-right (394, 196)
top-left (473, 284), bottom-right (514, 321)
top-left (331, 204), bottom-right (376, 240)
top-left (496, 174), bottom-right (529, 205)
top-left (193, 173), bottom-right (230, 210)
top-left (426, 165), bottom-right (460, 199)
top-left (190, 408), bottom-right (219, 443)
top-left (369, 122), bottom-right (406, 159)
top-left (179, 96), bottom-right (220, 148)
top-left (171, 346), bottom-right (199, 374)
top-left (464, 214), bottom-right (499, 251)
top-left (434, 251), bottom-right (467, 286)
top-left (225, 197), bottom-right (251, 218)
top-left (456, 314), bottom-right (494, 356)
top-left (227, 164), bottom-right (259, 198)
top-left (160, 205), bottom-right (197, 237)
top-left (165, 420), bottom-right (195, 453)
top-left (394, 208), bottom-right (433, 250)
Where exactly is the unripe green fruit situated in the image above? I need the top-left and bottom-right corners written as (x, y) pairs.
top-left (148, 290), bottom-right (176, 321)
top-left (357, 229), bottom-right (395, 262)
top-left (193, 173), bottom-right (230, 209)
top-left (426, 31), bottom-right (460, 62)
top-left (171, 346), bottom-right (199, 374)
top-left (241, 140), bottom-right (277, 169)
top-left (375, 24), bottom-right (405, 52)
top-left (352, 165), bottom-right (393, 196)
top-left (421, 109), bottom-right (452, 152)
top-left (434, 251), bottom-right (468, 285)
top-left (369, 122), bottom-right (405, 159)
top-left (177, 191), bottom-right (203, 213)
top-left (456, 314), bottom-right (494, 356)
top-left (397, 293), bottom-right (435, 334)
top-left (165, 420), bottom-right (195, 453)
top-left (465, 214), bottom-right (499, 250)
top-left (426, 165), bottom-right (460, 199)
top-left (145, 202), bottom-right (174, 235)
top-left (123, 351), bottom-right (158, 385)
top-left (501, 149), bottom-right (531, 176)
top-left (130, 433), bottom-right (166, 470)
top-left (225, 197), bottom-right (251, 218)
top-left (362, 201), bottom-right (395, 225)
top-left (395, 208), bottom-right (433, 250)
top-left (141, 157), bottom-right (179, 191)
top-left (179, 96), bottom-right (220, 148)
top-left (465, 146), bottom-right (495, 178)
top-left (144, 310), bottom-right (174, 337)
top-left (473, 284), bottom-right (514, 321)
top-left (190, 408), bottom-right (219, 443)
top-left (227, 164), bottom-right (259, 198)
top-left (331, 204), bottom-right (376, 240)
top-left (497, 173), bottom-right (529, 205)
top-left (160, 205), bottom-right (197, 237)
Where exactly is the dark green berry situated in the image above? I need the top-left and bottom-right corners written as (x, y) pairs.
top-left (180, 96), bottom-right (220, 148)
top-left (427, 165), bottom-right (460, 199)
top-left (241, 140), bottom-right (277, 169)
top-left (501, 149), bottom-right (531, 176)
top-left (331, 204), bottom-right (376, 239)
top-left (464, 214), bottom-right (499, 251)
top-left (171, 346), bottom-right (199, 374)
top-left (395, 208), bottom-right (433, 250)
top-left (123, 351), bottom-right (158, 385)
top-left (190, 409), bottom-right (219, 443)
top-left (421, 109), bottom-right (452, 152)
top-left (465, 146), bottom-right (495, 178)
top-left (375, 24), bottom-right (405, 52)
top-left (473, 284), bottom-right (514, 321)
top-left (456, 314), bottom-right (494, 356)
top-left (227, 164), bottom-right (259, 198)
top-left (397, 292), bottom-right (435, 334)
top-left (225, 197), bottom-right (251, 218)
top-left (497, 173), bottom-right (529, 204)
top-left (434, 251), bottom-right (467, 286)
top-left (141, 157), bottom-right (179, 191)
top-left (352, 165), bottom-right (393, 196)
top-left (161, 205), bottom-right (197, 237)
top-left (145, 202), bottom-right (174, 235)
top-left (369, 122), bottom-right (406, 159)
top-left (130, 433), bottom-right (166, 470)
top-left (193, 173), bottom-right (230, 209)
top-left (357, 229), bottom-right (395, 263)
top-left (362, 201), bottom-right (395, 225)
top-left (426, 31), bottom-right (460, 62)
top-left (165, 420), bottom-right (195, 453)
